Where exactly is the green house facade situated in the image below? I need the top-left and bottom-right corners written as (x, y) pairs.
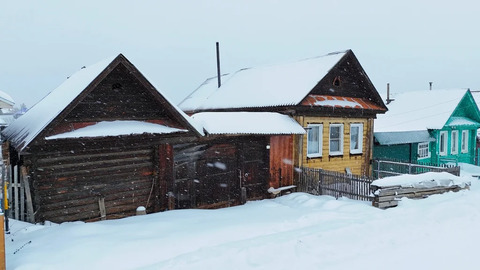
top-left (374, 89), bottom-right (480, 165)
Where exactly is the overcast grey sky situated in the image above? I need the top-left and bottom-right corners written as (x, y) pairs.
top-left (1, 0), bottom-right (479, 108)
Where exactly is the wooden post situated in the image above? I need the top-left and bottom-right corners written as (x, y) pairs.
top-left (1, 164), bottom-right (9, 232)
top-left (20, 171), bottom-right (25, 221)
top-left (20, 168), bottom-right (34, 223)
top-left (6, 166), bottom-right (12, 219)
top-left (0, 214), bottom-right (5, 270)
top-left (98, 197), bottom-right (106, 221)
top-left (13, 165), bottom-right (18, 220)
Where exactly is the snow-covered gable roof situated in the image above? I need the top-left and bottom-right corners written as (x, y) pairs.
top-left (179, 51), bottom-right (348, 111)
top-left (2, 54), bottom-right (203, 151)
top-left (375, 89), bottom-right (476, 132)
top-left (0, 90), bottom-right (15, 109)
top-left (2, 56), bottom-right (116, 150)
top-left (191, 112), bottom-right (306, 135)
top-left (46, 120), bottom-right (187, 140)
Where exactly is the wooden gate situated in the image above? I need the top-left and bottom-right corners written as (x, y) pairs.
top-left (1, 165), bottom-right (35, 223)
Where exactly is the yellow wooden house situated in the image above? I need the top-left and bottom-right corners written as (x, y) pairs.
top-left (180, 49), bottom-right (387, 184)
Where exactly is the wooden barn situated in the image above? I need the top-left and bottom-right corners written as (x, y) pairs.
top-left (1, 54), bottom-right (203, 223)
top-left (179, 49), bottom-right (388, 186)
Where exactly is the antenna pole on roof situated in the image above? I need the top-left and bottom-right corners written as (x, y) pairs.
top-left (216, 42), bottom-right (221, 88)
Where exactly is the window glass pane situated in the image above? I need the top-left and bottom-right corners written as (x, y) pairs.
top-left (331, 140), bottom-right (340, 152)
top-left (351, 126), bottom-right (359, 150)
top-left (440, 133), bottom-right (445, 153)
top-left (452, 131), bottom-right (458, 153)
top-left (307, 127), bottom-right (319, 154)
top-left (462, 131), bottom-right (468, 152)
top-left (330, 126), bottom-right (340, 138)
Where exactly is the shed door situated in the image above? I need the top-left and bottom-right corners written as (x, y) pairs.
top-left (239, 138), bottom-right (269, 200)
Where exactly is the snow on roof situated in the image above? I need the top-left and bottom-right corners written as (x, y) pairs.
top-left (0, 89), bottom-right (15, 108)
top-left (374, 130), bottom-right (435, 145)
top-left (375, 89), bottom-right (469, 132)
top-left (0, 89), bottom-right (14, 104)
top-left (178, 74), bottom-right (232, 112)
top-left (470, 90), bottom-right (480, 111)
top-left (191, 112), bottom-right (306, 135)
top-left (301, 95), bottom-right (385, 111)
top-left (46, 120), bottom-right (187, 140)
top-left (0, 114), bottom-right (16, 127)
top-left (2, 55), bottom-right (116, 150)
top-left (179, 51), bottom-right (347, 111)
top-left (2, 54), bottom-right (205, 150)
top-left (445, 116), bottom-right (480, 127)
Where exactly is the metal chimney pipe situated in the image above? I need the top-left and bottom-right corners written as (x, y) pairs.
top-left (216, 42), bottom-right (221, 88)
top-left (387, 83), bottom-right (390, 103)
top-left (429, 82), bottom-right (433, 90)
top-left (386, 83), bottom-right (394, 104)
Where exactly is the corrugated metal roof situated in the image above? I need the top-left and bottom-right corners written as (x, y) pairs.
top-left (374, 130), bottom-right (436, 145)
top-left (179, 51), bottom-right (347, 111)
top-left (191, 112), bottom-right (306, 135)
top-left (301, 95), bottom-right (386, 111)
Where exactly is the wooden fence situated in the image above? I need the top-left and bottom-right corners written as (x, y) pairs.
top-left (372, 159), bottom-right (460, 179)
top-left (296, 167), bottom-right (374, 201)
top-left (1, 164), bottom-right (34, 223)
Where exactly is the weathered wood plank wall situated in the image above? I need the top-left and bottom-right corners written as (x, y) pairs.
top-left (173, 137), bottom-right (269, 209)
top-left (25, 138), bottom-right (162, 223)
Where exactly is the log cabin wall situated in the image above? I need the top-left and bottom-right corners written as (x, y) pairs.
top-left (24, 136), bottom-right (172, 223)
top-left (294, 116), bottom-right (372, 176)
top-left (174, 141), bottom-right (240, 209)
top-left (64, 63), bottom-right (169, 122)
top-left (173, 136), bottom-right (269, 209)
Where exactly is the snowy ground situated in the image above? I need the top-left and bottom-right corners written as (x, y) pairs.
top-left (5, 166), bottom-right (480, 270)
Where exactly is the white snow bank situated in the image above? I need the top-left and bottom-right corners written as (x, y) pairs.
top-left (456, 162), bottom-right (480, 177)
top-left (46, 120), bottom-right (187, 139)
top-left (371, 171), bottom-right (472, 188)
top-left (267, 185), bottom-right (296, 195)
top-left (6, 167), bottom-right (480, 269)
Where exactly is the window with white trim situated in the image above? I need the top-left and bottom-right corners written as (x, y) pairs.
top-left (307, 124), bottom-right (323, 158)
top-left (329, 124), bottom-right (344, 156)
top-left (418, 142), bottom-right (430, 159)
top-left (439, 131), bottom-right (447, 156)
top-left (451, 130), bottom-right (458, 155)
top-left (350, 123), bottom-right (363, 154)
top-left (461, 130), bottom-right (469, 153)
